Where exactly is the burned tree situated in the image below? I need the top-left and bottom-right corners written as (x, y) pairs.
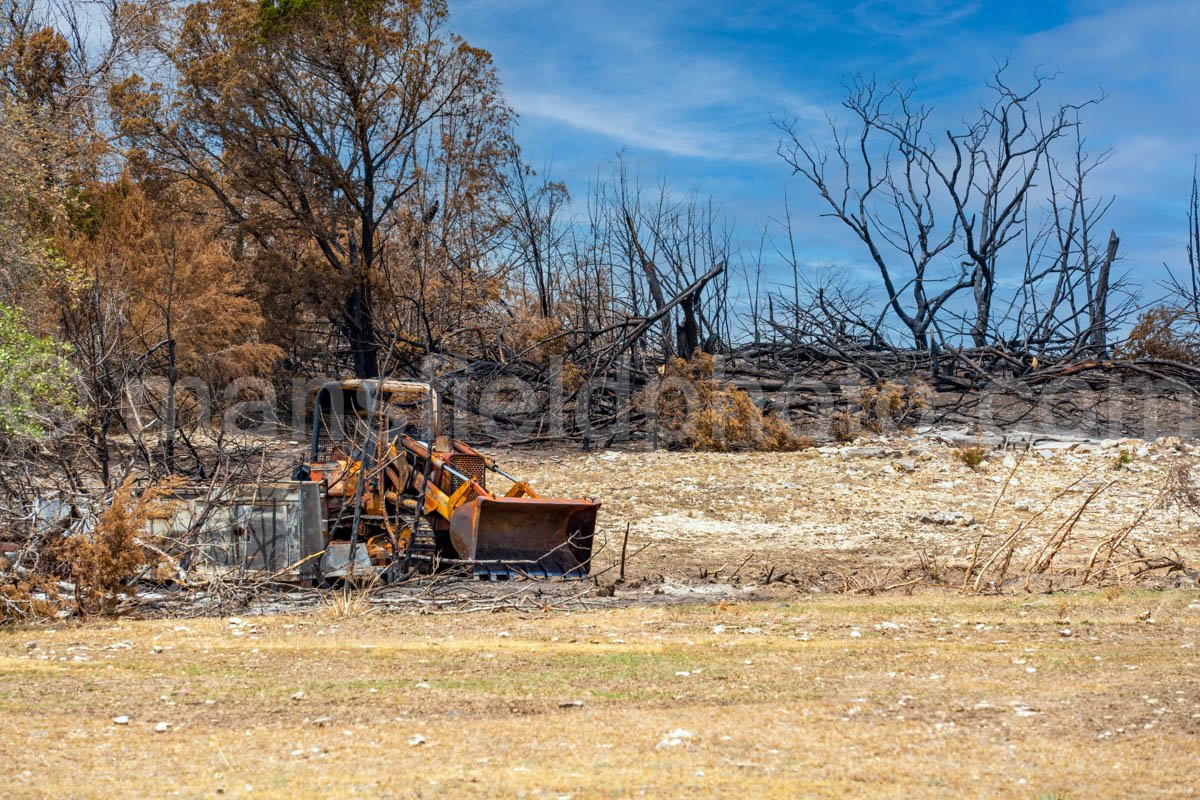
top-left (110, 0), bottom-right (511, 378)
top-left (1009, 124), bottom-right (1128, 356)
top-left (779, 66), bottom-right (1100, 350)
top-left (778, 77), bottom-right (963, 351)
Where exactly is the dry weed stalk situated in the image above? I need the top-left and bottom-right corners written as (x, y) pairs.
top-left (321, 581), bottom-right (378, 619)
top-left (961, 442), bottom-right (1028, 591)
top-left (967, 467), bottom-right (1098, 593)
top-left (1023, 479), bottom-right (1114, 587)
top-left (1078, 460), bottom-right (1200, 586)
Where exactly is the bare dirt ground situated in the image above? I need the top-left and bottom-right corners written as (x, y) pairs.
top-left (504, 433), bottom-right (1200, 594)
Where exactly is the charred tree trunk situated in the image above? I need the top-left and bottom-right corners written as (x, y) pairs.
top-left (345, 279), bottom-right (379, 379)
top-left (1088, 230), bottom-right (1119, 354)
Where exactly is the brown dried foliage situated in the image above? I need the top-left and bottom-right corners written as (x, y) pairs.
top-left (955, 444), bottom-right (989, 471)
top-left (0, 563), bottom-right (62, 624)
top-left (831, 411), bottom-right (860, 443)
top-left (1118, 306), bottom-right (1200, 363)
top-left (58, 477), bottom-right (179, 616)
top-left (646, 353), bottom-right (810, 452)
top-left (859, 379), bottom-right (930, 433)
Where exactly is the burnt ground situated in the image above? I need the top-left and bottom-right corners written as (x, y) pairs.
top-left (115, 430), bottom-right (1200, 621)
top-left (503, 432), bottom-right (1200, 595)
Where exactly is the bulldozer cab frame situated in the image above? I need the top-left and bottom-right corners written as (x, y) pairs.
top-left (309, 379), bottom-right (443, 464)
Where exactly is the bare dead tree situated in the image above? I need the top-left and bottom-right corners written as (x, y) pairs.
top-left (1003, 124), bottom-right (1132, 356)
top-left (1170, 161), bottom-right (1200, 314)
top-left (501, 150), bottom-right (571, 319)
top-left (777, 77), bottom-right (963, 350)
top-left (780, 66), bottom-right (1101, 351)
top-left (928, 67), bottom-right (1099, 347)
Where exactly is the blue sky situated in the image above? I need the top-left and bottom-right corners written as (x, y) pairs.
top-left (455, 0), bottom-right (1200, 307)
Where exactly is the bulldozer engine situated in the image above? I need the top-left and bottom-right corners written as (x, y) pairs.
top-left (300, 380), bottom-right (599, 582)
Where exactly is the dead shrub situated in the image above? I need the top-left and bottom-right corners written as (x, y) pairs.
top-left (859, 379), bottom-right (930, 433)
top-left (1118, 306), bottom-right (1200, 363)
top-left (58, 477), bottom-right (178, 616)
top-left (644, 353), bottom-right (810, 452)
top-left (500, 308), bottom-right (570, 364)
top-left (0, 563), bottom-right (62, 623)
top-left (1162, 460), bottom-right (1200, 511)
top-left (831, 411), bottom-right (860, 443)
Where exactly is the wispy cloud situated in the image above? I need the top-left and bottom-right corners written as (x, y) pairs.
top-left (846, 0), bottom-right (984, 37)
top-left (458, 2), bottom-right (832, 164)
top-left (508, 91), bottom-right (763, 161)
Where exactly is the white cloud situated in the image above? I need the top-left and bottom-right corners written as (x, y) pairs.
top-left (507, 90), bottom-right (765, 161)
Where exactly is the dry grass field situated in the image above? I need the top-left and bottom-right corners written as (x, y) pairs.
top-left (2, 591), bottom-right (1198, 799)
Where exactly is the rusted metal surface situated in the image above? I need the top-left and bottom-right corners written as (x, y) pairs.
top-left (449, 497), bottom-right (598, 578)
top-left (297, 379), bottom-right (601, 582)
top-left (41, 379), bottom-right (598, 587)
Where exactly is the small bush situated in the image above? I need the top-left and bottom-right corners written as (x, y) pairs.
top-left (860, 379), bottom-right (930, 433)
top-left (831, 411), bottom-right (860, 443)
top-left (320, 581), bottom-right (378, 619)
top-left (0, 564), bottom-right (62, 623)
top-left (0, 304), bottom-right (81, 439)
top-left (1118, 306), bottom-right (1200, 363)
top-left (1112, 450), bottom-right (1136, 471)
top-left (955, 445), bottom-right (988, 471)
top-left (58, 477), bottom-right (177, 616)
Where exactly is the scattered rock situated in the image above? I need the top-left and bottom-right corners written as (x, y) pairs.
top-left (559, 700), bottom-right (585, 708)
top-left (407, 734), bottom-right (427, 747)
top-left (896, 459), bottom-right (918, 473)
top-left (920, 511), bottom-right (976, 527)
top-left (656, 728), bottom-right (694, 749)
top-left (154, 722), bottom-right (172, 733)
top-left (291, 691), bottom-right (306, 701)
top-left (840, 446), bottom-right (886, 460)
top-left (112, 716), bottom-right (129, 725)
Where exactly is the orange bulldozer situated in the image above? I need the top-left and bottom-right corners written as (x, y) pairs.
top-left (295, 380), bottom-right (599, 581)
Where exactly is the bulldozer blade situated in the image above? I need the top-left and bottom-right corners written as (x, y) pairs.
top-left (448, 497), bottom-right (599, 578)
